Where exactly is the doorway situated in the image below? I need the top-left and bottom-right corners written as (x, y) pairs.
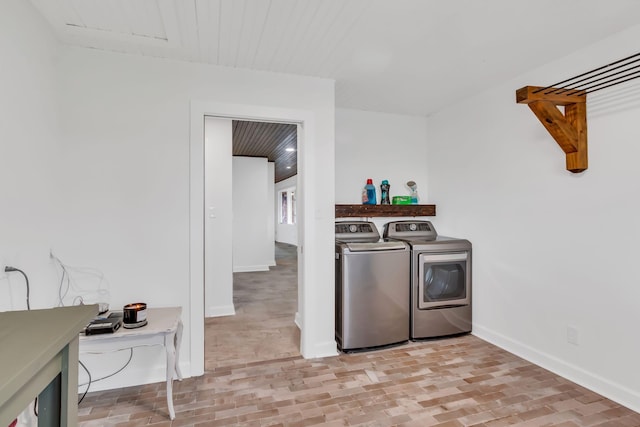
top-left (189, 101), bottom-right (326, 377)
top-left (203, 117), bottom-right (300, 368)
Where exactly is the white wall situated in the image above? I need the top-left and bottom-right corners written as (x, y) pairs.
top-left (426, 25), bottom-right (640, 412)
top-left (335, 108), bottom-right (429, 205)
top-left (0, 0), bottom-right (62, 311)
top-left (267, 162), bottom-right (276, 265)
top-left (0, 26), bottom-right (335, 389)
top-left (204, 117), bottom-right (234, 317)
top-left (50, 45), bottom-right (335, 388)
top-left (335, 108), bottom-right (431, 232)
top-left (204, 127), bottom-right (276, 317)
top-left (232, 156), bottom-right (271, 272)
top-left (275, 175), bottom-right (298, 246)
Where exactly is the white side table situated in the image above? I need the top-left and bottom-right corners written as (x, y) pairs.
top-left (79, 306), bottom-right (183, 420)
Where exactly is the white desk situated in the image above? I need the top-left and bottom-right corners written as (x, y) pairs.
top-left (79, 307), bottom-right (183, 420)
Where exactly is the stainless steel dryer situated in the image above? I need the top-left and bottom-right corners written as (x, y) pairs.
top-left (384, 220), bottom-right (472, 340)
top-left (335, 221), bottom-right (410, 351)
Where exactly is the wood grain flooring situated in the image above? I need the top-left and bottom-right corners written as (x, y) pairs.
top-left (78, 243), bottom-right (640, 426)
top-left (205, 242), bottom-right (300, 370)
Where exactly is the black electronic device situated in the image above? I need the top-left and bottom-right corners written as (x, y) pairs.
top-left (85, 315), bottom-right (122, 335)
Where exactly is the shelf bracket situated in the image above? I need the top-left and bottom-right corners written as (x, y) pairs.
top-left (516, 86), bottom-right (588, 173)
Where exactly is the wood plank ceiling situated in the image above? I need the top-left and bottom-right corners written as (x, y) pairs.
top-left (28, 0), bottom-right (640, 117)
top-left (233, 121), bottom-right (297, 183)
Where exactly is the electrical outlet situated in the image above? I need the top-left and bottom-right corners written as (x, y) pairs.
top-left (567, 326), bottom-right (579, 345)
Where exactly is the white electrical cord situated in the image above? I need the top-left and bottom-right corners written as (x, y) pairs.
top-left (50, 253), bottom-right (111, 307)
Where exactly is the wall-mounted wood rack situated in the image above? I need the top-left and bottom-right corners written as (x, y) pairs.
top-left (517, 52), bottom-right (640, 173)
top-left (335, 204), bottom-right (436, 218)
top-left (516, 85), bottom-right (587, 172)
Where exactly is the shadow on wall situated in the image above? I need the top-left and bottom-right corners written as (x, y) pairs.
top-left (589, 81), bottom-right (640, 118)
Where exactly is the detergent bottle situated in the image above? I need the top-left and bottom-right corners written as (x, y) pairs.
top-left (362, 179), bottom-right (377, 205)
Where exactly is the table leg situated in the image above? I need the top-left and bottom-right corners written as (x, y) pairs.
top-left (165, 332), bottom-right (177, 420)
top-left (60, 337), bottom-right (79, 426)
top-left (37, 375), bottom-right (60, 427)
top-left (175, 320), bottom-right (183, 380)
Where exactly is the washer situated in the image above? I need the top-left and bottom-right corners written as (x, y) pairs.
top-left (335, 221), bottom-right (410, 351)
top-left (384, 220), bottom-right (472, 340)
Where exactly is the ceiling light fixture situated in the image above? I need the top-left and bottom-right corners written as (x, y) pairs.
top-left (285, 147), bottom-right (295, 152)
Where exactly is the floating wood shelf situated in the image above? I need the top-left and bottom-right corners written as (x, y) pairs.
top-left (335, 204), bottom-right (436, 218)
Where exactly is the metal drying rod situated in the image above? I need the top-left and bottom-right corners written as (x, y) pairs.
top-left (533, 52), bottom-right (640, 96)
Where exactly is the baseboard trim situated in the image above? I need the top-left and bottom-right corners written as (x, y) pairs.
top-left (206, 304), bottom-right (236, 318)
top-left (294, 311), bottom-right (302, 330)
top-left (472, 323), bottom-right (640, 413)
top-left (233, 265), bottom-right (270, 273)
top-left (305, 340), bottom-right (338, 359)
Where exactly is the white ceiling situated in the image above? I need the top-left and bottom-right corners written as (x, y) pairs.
top-left (29, 0), bottom-right (640, 116)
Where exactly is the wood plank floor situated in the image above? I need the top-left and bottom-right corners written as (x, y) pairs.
top-left (78, 243), bottom-right (640, 426)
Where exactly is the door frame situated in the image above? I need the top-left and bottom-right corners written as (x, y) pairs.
top-left (189, 100), bottom-right (314, 376)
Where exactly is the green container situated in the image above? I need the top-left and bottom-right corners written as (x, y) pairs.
top-left (392, 196), bottom-right (412, 205)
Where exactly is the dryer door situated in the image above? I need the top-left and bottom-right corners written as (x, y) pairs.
top-left (417, 252), bottom-right (470, 309)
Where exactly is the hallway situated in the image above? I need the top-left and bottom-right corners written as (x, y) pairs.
top-left (205, 242), bottom-right (300, 370)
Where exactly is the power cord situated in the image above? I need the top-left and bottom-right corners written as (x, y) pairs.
top-left (5, 266), bottom-right (35, 417)
top-left (78, 348), bottom-right (134, 404)
top-left (57, 261), bottom-right (69, 306)
top-left (50, 253), bottom-right (110, 307)
top-left (4, 266), bottom-right (30, 310)
top-left (78, 360), bottom-right (92, 404)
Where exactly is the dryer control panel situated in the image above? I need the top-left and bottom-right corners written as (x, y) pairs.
top-left (384, 220), bottom-right (438, 240)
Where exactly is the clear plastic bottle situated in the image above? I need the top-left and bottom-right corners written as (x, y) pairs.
top-left (407, 180), bottom-right (419, 204)
top-left (380, 180), bottom-right (390, 205)
top-left (362, 178), bottom-right (377, 205)
top-left (410, 189), bottom-right (418, 204)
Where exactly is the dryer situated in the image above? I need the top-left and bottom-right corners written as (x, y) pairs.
top-left (384, 220), bottom-right (472, 340)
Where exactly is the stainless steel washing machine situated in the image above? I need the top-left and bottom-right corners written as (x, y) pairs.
top-left (384, 220), bottom-right (472, 340)
top-left (335, 221), bottom-right (410, 351)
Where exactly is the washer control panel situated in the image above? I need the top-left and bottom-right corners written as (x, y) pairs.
top-left (335, 221), bottom-right (380, 243)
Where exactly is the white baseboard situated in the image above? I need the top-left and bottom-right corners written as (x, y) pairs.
top-left (304, 340), bottom-right (338, 359)
top-left (206, 304), bottom-right (236, 317)
top-left (473, 323), bottom-right (640, 413)
top-left (233, 265), bottom-right (270, 272)
top-left (293, 312), bottom-right (336, 358)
